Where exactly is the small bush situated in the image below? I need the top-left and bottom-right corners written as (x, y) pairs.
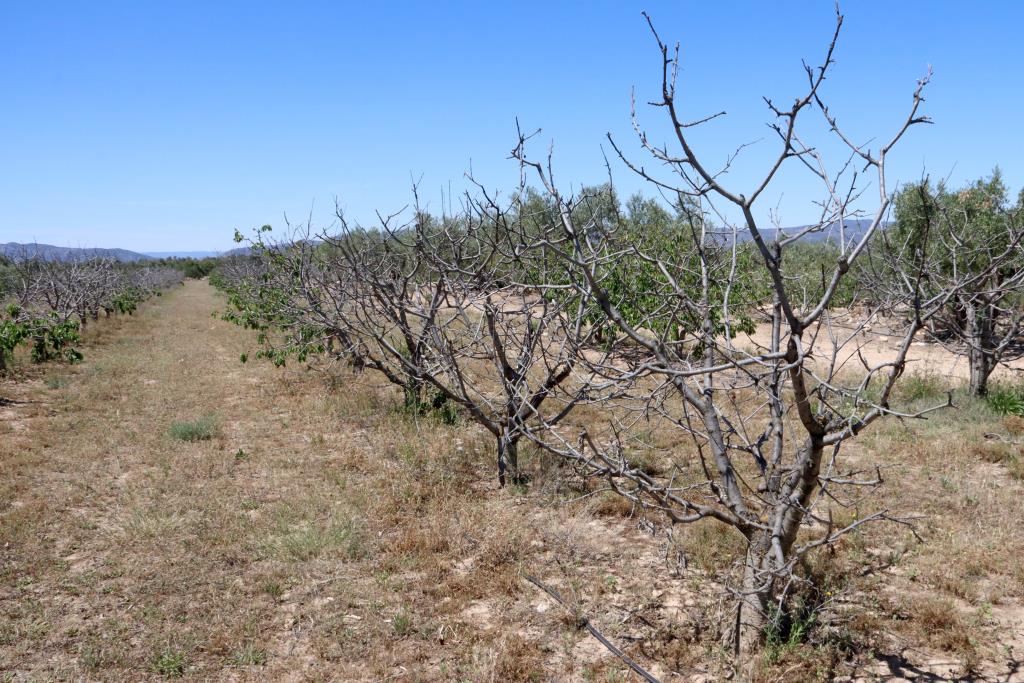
top-left (401, 387), bottom-right (460, 425)
top-left (168, 416), bottom-right (217, 442)
top-left (763, 602), bottom-right (816, 665)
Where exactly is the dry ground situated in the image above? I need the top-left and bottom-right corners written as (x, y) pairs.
top-left (2, 280), bottom-right (1024, 681)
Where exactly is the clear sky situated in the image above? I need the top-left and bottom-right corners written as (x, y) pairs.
top-left (1, 1), bottom-right (1021, 252)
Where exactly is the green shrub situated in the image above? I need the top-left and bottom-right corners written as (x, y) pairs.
top-left (401, 387), bottom-right (460, 425)
top-left (763, 601), bottom-right (816, 665)
top-left (987, 388), bottom-right (1024, 416)
top-left (391, 609), bottom-right (414, 636)
top-left (168, 416), bottom-right (217, 442)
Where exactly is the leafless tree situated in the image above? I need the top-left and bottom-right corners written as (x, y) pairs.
top-left (871, 176), bottom-right (1024, 396)
top-left (506, 7), bottom-right (1008, 662)
top-left (232, 187), bottom-right (605, 486)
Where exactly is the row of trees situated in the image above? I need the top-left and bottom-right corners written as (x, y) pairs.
top-left (0, 256), bottom-right (184, 372)
top-left (217, 9), bottom-right (1023, 669)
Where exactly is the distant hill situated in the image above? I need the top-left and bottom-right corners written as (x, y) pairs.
top-left (751, 219), bottom-right (887, 244)
top-left (144, 251), bottom-right (222, 259)
top-left (1, 242), bottom-right (153, 262)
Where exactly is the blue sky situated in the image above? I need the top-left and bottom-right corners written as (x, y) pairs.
top-left (1, 1), bottom-right (1021, 252)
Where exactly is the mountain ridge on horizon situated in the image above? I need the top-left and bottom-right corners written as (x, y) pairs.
top-left (2, 220), bottom-right (888, 262)
top-left (1, 243), bottom-right (233, 262)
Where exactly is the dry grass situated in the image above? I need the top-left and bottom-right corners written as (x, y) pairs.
top-left (2, 281), bottom-right (1024, 681)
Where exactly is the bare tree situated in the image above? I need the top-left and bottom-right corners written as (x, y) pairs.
top-left (877, 173), bottom-right (1024, 395)
top-left (227, 190), bottom-right (601, 486)
top-left (507, 8), bottom-right (998, 663)
top-left (0, 253), bottom-right (183, 371)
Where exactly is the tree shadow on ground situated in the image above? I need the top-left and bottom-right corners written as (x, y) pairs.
top-left (853, 651), bottom-right (1022, 682)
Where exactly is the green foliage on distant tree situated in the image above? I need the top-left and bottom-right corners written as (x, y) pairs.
top-left (517, 185), bottom-right (764, 346)
top-left (889, 169), bottom-right (1024, 395)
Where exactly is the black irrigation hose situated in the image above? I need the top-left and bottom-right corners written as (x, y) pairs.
top-left (523, 573), bottom-right (661, 683)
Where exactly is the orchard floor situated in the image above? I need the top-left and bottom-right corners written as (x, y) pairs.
top-left (2, 279), bottom-right (1024, 682)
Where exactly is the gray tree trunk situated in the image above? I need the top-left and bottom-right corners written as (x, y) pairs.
top-left (497, 433), bottom-right (520, 487)
top-left (737, 534), bottom-right (772, 663)
top-left (965, 300), bottom-right (995, 397)
top-left (736, 438), bottom-right (824, 664)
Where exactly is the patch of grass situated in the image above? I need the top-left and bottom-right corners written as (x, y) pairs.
top-left (391, 609), bottom-right (414, 637)
top-left (44, 376), bottom-right (69, 390)
top-left (680, 519), bottom-right (746, 573)
top-left (591, 491), bottom-right (635, 518)
top-left (271, 519), bottom-right (364, 562)
top-left (152, 649), bottom-right (186, 677)
top-left (168, 415), bottom-right (217, 442)
top-left (624, 449), bottom-right (663, 476)
top-left (260, 580), bottom-right (285, 598)
top-left (493, 634), bottom-right (546, 681)
top-left (909, 596), bottom-right (978, 661)
top-left (230, 644), bottom-right (267, 666)
top-left (1002, 415), bottom-right (1024, 435)
top-left (898, 371), bottom-right (947, 403)
top-left (1007, 455), bottom-right (1024, 481)
top-left (970, 440), bottom-right (1012, 464)
top-left (987, 386), bottom-right (1024, 416)
top-left (764, 604), bottom-right (816, 665)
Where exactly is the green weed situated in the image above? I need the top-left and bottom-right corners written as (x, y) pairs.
top-left (168, 415), bottom-right (217, 442)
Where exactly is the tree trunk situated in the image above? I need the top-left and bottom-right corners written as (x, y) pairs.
top-left (497, 433), bottom-right (519, 488)
top-left (965, 301), bottom-right (994, 397)
top-left (736, 438), bottom-right (824, 667)
top-left (737, 534), bottom-right (773, 663)
top-left (969, 347), bottom-right (991, 397)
